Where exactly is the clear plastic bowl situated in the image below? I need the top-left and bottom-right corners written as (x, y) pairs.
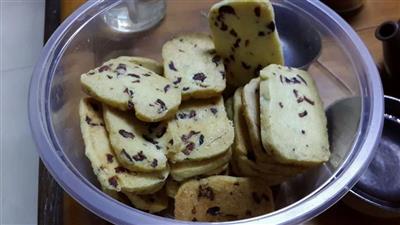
top-left (29, 0), bottom-right (384, 224)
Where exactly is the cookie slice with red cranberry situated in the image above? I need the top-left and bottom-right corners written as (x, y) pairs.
top-left (79, 98), bottom-right (168, 194)
top-left (81, 58), bottom-right (181, 122)
top-left (167, 96), bottom-right (234, 163)
top-left (232, 88), bottom-right (288, 184)
top-left (240, 80), bottom-right (307, 176)
top-left (103, 104), bottom-right (169, 172)
top-left (174, 175), bottom-right (274, 222)
top-left (162, 33), bottom-right (226, 100)
top-left (209, 0), bottom-right (284, 92)
top-left (260, 64), bottom-right (330, 166)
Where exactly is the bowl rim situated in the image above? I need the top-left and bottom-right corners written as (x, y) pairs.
top-left (28, 0), bottom-right (384, 224)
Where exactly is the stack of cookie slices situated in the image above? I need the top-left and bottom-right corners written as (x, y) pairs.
top-left (78, 0), bottom-right (330, 222)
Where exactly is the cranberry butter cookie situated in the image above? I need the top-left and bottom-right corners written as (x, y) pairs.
top-left (167, 96), bottom-right (234, 163)
top-left (81, 58), bottom-right (181, 122)
top-left (259, 64), bottom-right (330, 166)
top-left (209, 0), bottom-right (284, 91)
top-left (102, 104), bottom-right (169, 172)
top-left (79, 98), bottom-right (168, 194)
top-left (162, 33), bottom-right (226, 100)
top-left (175, 176), bottom-right (274, 222)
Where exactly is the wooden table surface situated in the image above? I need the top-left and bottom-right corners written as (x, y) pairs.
top-left (55, 0), bottom-right (400, 224)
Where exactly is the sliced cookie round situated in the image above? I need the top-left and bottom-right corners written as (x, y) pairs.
top-left (162, 33), bottom-right (226, 100)
top-left (170, 149), bottom-right (232, 182)
top-left (232, 89), bottom-right (293, 183)
top-left (242, 77), bottom-right (268, 159)
top-left (209, 0), bottom-right (284, 92)
top-left (80, 58), bottom-right (181, 122)
top-left (235, 87), bottom-right (306, 177)
top-left (175, 175), bottom-right (274, 222)
top-left (103, 104), bottom-right (168, 172)
top-left (259, 64), bottom-right (330, 166)
top-left (232, 87), bottom-right (256, 159)
top-left (79, 98), bottom-right (168, 194)
top-left (167, 96), bottom-right (234, 163)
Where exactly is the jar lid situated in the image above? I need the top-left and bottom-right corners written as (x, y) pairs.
top-left (345, 96), bottom-right (400, 218)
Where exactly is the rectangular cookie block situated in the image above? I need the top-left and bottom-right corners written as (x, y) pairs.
top-left (102, 104), bottom-right (169, 172)
top-left (167, 96), bottom-right (234, 163)
top-left (79, 98), bottom-right (168, 194)
top-left (259, 64), bottom-right (330, 166)
top-left (81, 58), bottom-right (181, 122)
top-left (174, 175), bottom-right (274, 222)
top-left (209, 0), bottom-right (284, 90)
top-left (232, 88), bottom-right (300, 182)
top-left (162, 33), bottom-right (226, 100)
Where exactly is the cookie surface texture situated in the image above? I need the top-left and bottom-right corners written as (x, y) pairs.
top-left (103, 104), bottom-right (168, 172)
top-left (259, 64), bottom-right (330, 166)
top-left (175, 175), bottom-right (274, 222)
top-left (79, 98), bottom-right (168, 194)
top-left (162, 33), bottom-right (226, 100)
top-left (167, 96), bottom-right (234, 163)
top-left (209, 0), bottom-right (284, 91)
top-left (81, 58), bottom-right (181, 122)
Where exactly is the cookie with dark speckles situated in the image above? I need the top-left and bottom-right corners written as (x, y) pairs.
top-left (103, 104), bottom-right (170, 172)
top-left (80, 58), bottom-right (181, 122)
top-left (174, 175), bottom-right (274, 222)
top-left (242, 78), bottom-right (307, 176)
top-left (240, 80), bottom-right (307, 176)
top-left (259, 64), bottom-right (330, 166)
top-left (232, 88), bottom-right (290, 184)
top-left (167, 96), bottom-right (234, 163)
top-left (162, 33), bottom-right (226, 100)
top-left (209, 0), bottom-right (284, 92)
top-left (79, 98), bottom-right (168, 194)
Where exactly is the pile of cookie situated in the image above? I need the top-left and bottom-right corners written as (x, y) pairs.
top-left (78, 0), bottom-right (330, 222)
top-left (228, 65), bottom-right (331, 186)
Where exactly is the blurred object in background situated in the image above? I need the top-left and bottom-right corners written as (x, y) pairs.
top-left (61, 0), bottom-right (166, 33)
top-left (376, 20), bottom-right (400, 78)
top-left (103, 0), bottom-right (166, 33)
top-left (61, 0), bottom-right (86, 21)
top-left (322, 0), bottom-right (365, 16)
top-left (375, 19), bottom-right (400, 98)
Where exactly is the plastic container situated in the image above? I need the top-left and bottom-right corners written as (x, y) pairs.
top-left (345, 95), bottom-right (400, 218)
top-left (29, 0), bottom-right (384, 224)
